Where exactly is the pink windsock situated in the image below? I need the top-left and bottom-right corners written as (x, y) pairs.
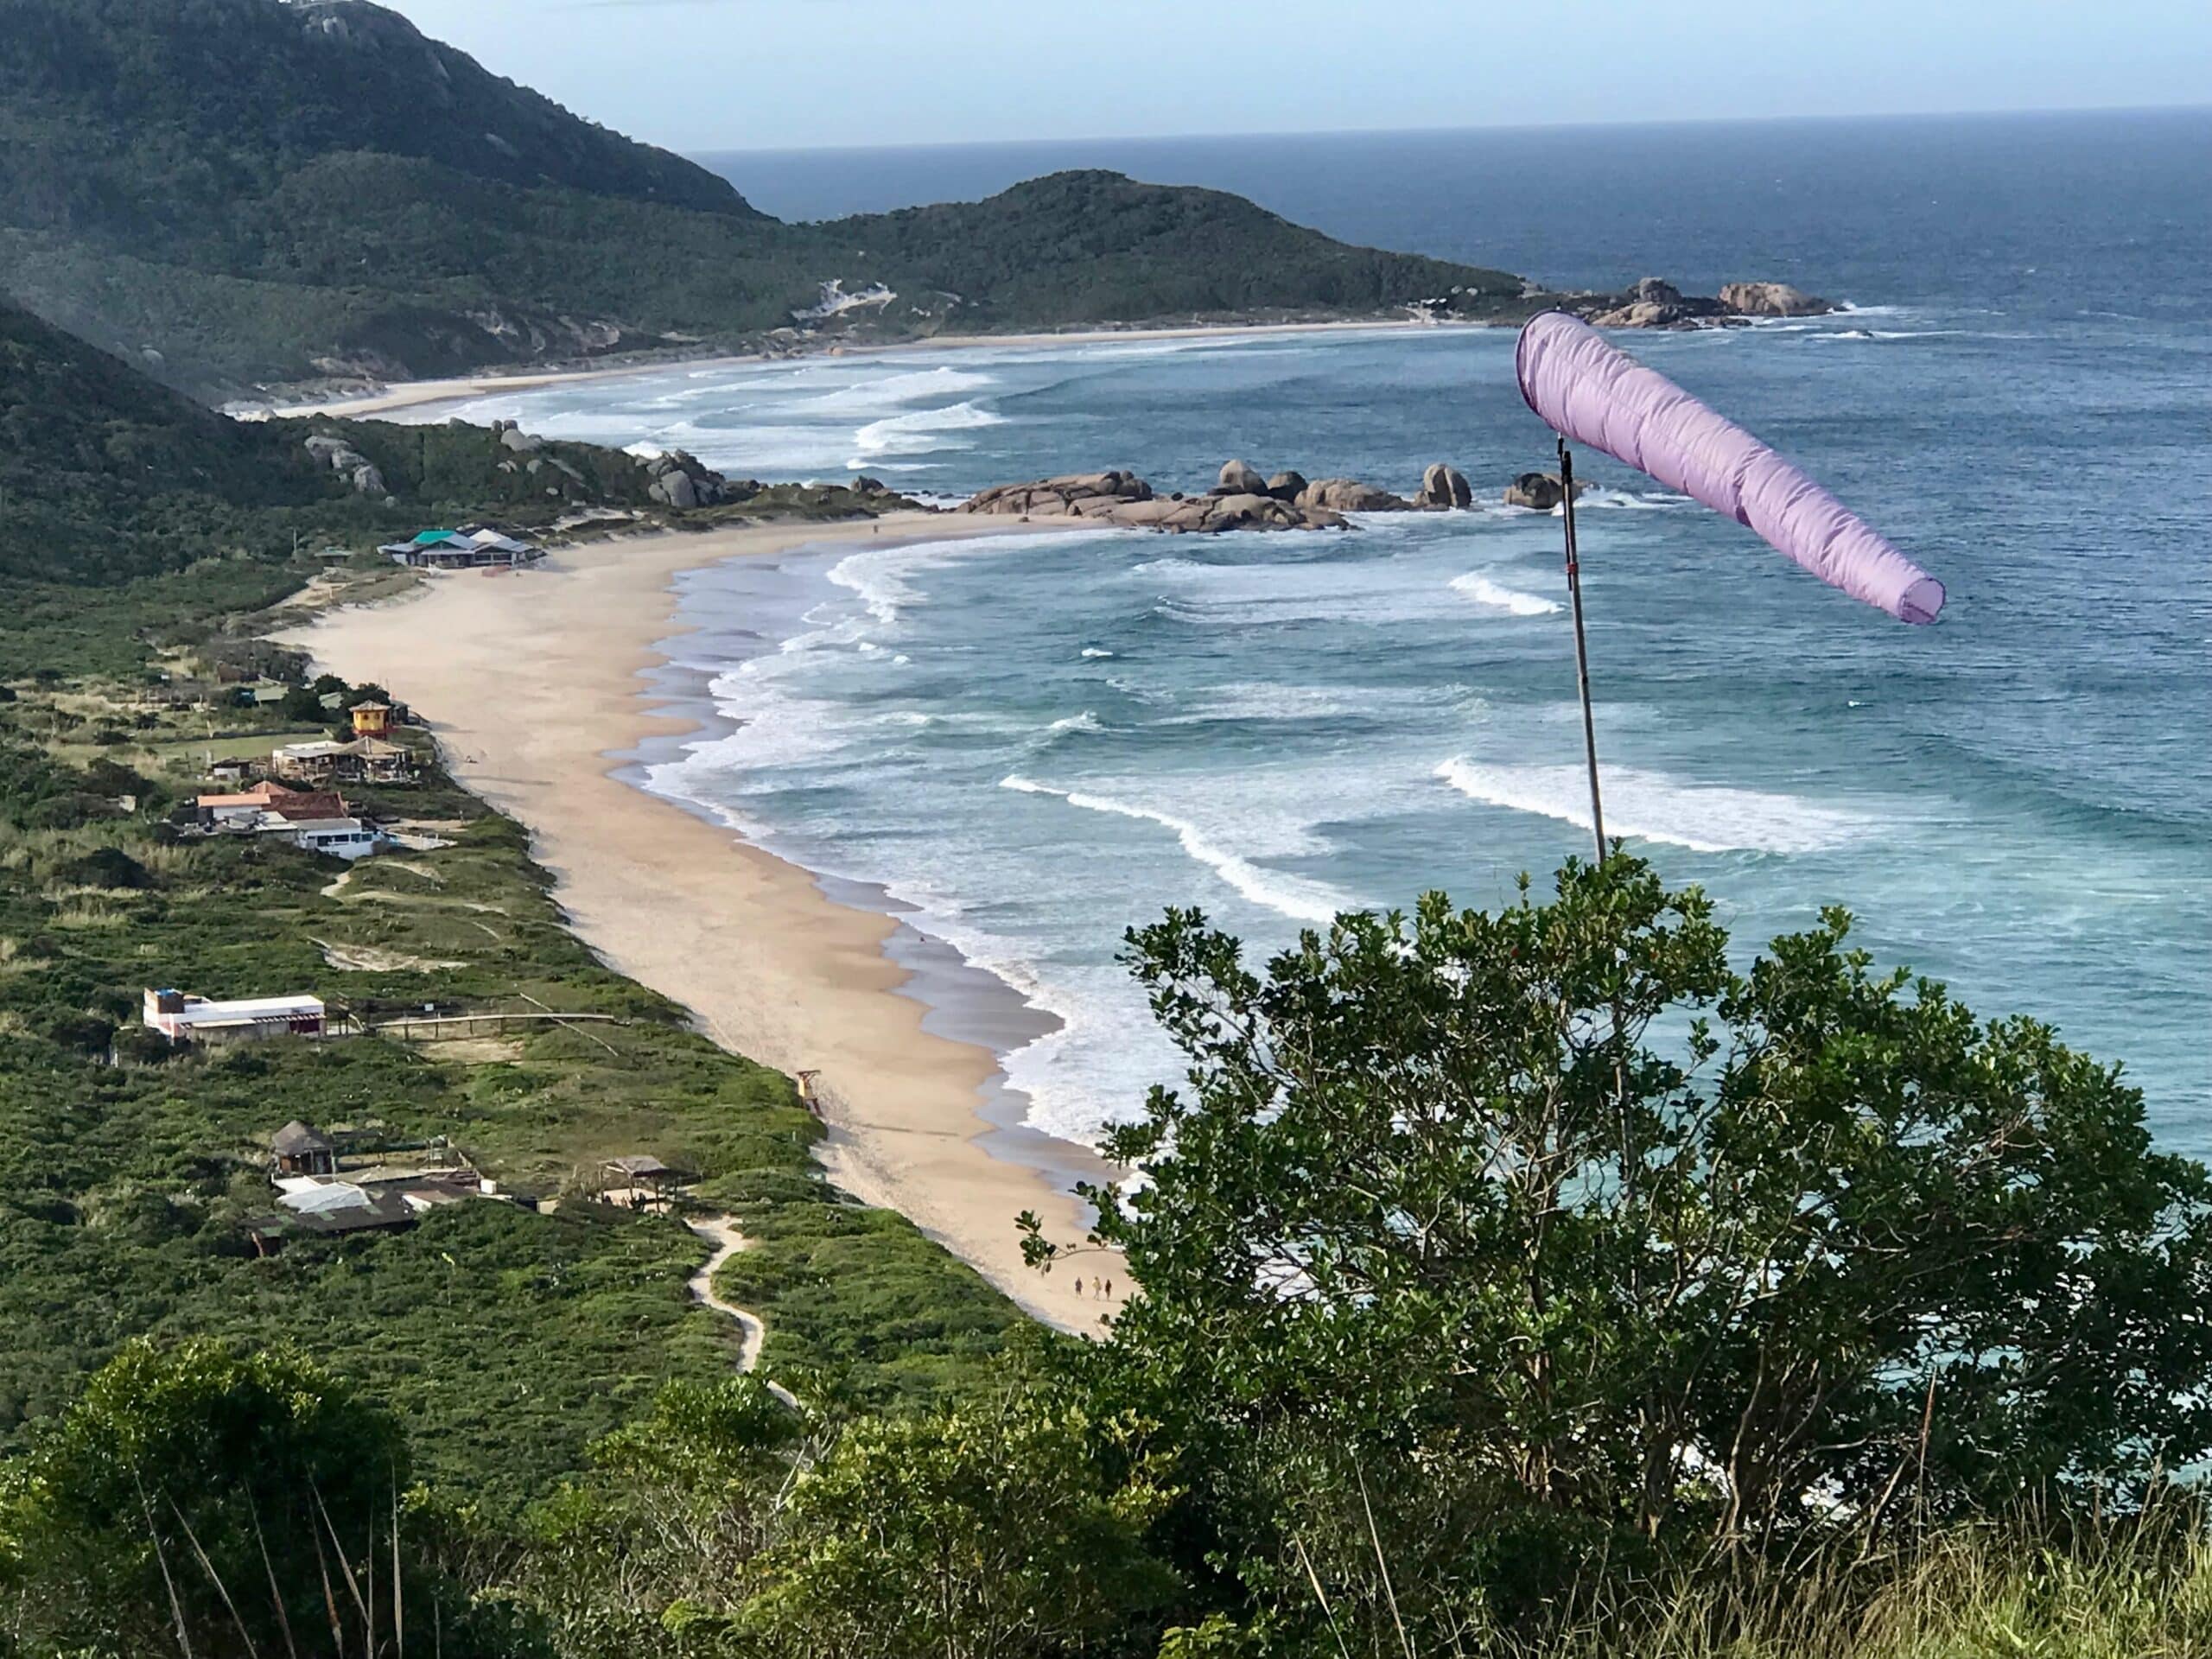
top-left (1514, 311), bottom-right (1945, 624)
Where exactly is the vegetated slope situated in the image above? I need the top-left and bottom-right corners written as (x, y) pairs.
top-left (0, 0), bottom-right (755, 222)
top-left (825, 169), bottom-right (1525, 325)
top-left (0, 297), bottom-right (874, 590)
top-left (0, 296), bottom-right (342, 582)
top-left (0, 0), bottom-right (1538, 393)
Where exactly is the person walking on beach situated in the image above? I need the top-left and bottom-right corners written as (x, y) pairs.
top-left (1072, 1276), bottom-right (1084, 1299)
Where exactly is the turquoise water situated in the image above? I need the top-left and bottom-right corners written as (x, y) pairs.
top-left (409, 112), bottom-right (2210, 1154)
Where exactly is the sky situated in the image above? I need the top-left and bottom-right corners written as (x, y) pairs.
top-left (374, 0), bottom-right (2212, 154)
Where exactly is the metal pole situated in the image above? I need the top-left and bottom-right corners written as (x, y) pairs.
top-left (1558, 439), bottom-right (1608, 865)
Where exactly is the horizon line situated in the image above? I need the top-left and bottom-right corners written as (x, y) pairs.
top-left (689, 99), bottom-right (2212, 160)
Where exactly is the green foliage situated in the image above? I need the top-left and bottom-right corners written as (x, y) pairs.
top-left (743, 1389), bottom-right (1183, 1659)
top-left (0, 1338), bottom-right (411, 1656)
top-left (834, 169), bottom-right (1522, 327)
top-left (501, 1377), bottom-right (809, 1657)
top-left (0, 664), bottom-right (1022, 1524)
top-left (1052, 855), bottom-right (2212, 1649)
top-left (0, 296), bottom-right (907, 615)
top-left (700, 1168), bottom-right (1024, 1405)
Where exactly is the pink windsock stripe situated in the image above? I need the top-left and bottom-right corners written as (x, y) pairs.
top-left (1514, 311), bottom-right (1945, 625)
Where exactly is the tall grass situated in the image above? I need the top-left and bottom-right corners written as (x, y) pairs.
top-left (1515, 1503), bottom-right (2212, 1659)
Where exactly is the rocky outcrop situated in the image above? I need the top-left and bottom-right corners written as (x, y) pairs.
top-left (639, 447), bottom-right (753, 509)
top-left (1718, 281), bottom-right (1835, 318)
top-left (963, 471), bottom-right (1156, 520)
top-left (1416, 463), bottom-right (1472, 510)
top-left (493, 418), bottom-right (543, 454)
top-left (1503, 471), bottom-right (1589, 511)
top-left (1589, 276), bottom-right (1732, 330)
top-left (1120, 493), bottom-right (1347, 533)
top-left (302, 431), bottom-right (386, 497)
top-left (961, 458), bottom-right (1501, 531)
top-left (1215, 459), bottom-right (1268, 497)
top-left (961, 471), bottom-right (1344, 534)
top-left (1580, 276), bottom-right (1843, 329)
top-left (1295, 477), bottom-right (1412, 513)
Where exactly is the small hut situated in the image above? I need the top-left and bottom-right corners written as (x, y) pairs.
top-left (601, 1154), bottom-right (677, 1205)
top-left (271, 1120), bottom-right (338, 1178)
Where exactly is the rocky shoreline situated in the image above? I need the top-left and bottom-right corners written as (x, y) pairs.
top-left (959, 459), bottom-right (1589, 535)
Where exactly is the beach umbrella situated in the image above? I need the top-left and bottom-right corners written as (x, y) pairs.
top-left (1511, 309), bottom-right (1947, 861)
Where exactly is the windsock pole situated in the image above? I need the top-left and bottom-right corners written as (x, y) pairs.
top-left (1557, 439), bottom-right (1608, 865)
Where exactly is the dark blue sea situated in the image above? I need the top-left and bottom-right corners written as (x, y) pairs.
top-left (407, 112), bottom-right (2212, 1150)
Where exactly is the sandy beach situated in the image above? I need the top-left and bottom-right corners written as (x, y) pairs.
top-left (286, 514), bottom-right (1122, 1333)
top-left (270, 315), bottom-right (1468, 419)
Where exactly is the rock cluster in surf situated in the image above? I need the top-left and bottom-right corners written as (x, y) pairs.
top-left (1578, 276), bottom-right (1836, 330)
top-left (960, 458), bottom-right (1555, 534)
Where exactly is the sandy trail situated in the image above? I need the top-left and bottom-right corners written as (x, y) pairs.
top-left (685, 1214), bottom-right (802, 1408)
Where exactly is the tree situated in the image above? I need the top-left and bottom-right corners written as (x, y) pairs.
top-left (1053, 855), bottom-right (2212, 1645)
top-left (744, 1389), bottom-right (1181, 1659)
top-left (278, 684), bottom-right (328, 724)
top-left (0, 1338), bottom-right (435, 1657)
top-left (510, 1376), bottom-right (806, 1657)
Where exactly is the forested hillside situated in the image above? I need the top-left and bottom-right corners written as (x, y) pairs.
top-left (0, 0), bottom-right (1533, 393)
top-left (0, 297), bottom-right (899, 671)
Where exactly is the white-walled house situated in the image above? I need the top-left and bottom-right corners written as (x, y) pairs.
top-left (143, 988), bottom-right (328, 1045)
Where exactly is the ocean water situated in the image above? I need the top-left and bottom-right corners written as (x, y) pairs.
top-left (408, 111), bottom-right (2211, 1156)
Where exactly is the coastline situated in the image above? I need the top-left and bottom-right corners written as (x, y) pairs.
top-left (269, 314), bottom-right (1483, 420)
top-left (283, 513), bottom-right (1122, 1332)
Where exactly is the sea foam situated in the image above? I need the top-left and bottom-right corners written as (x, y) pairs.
top-left (852, 400), bottom-right (1006, 456)
top-left (1450, 572), bottom-right (1561, 616)
top-left (1434, 758), bottom-right (1873, 855)
top-left (1001, 776), bottom-right (1356, 925)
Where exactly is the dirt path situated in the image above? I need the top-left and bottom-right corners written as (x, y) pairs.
top-left (686, 1216), bottom-right (799, 1409)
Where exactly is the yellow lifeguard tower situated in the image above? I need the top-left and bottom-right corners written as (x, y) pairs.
top-left (349, 701), bottom-right (392, 739)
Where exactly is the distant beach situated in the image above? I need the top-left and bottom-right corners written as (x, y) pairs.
top-left (264, 315), bottom-right (1464, 421)
top-left (288, 515), bottom-right (1123, 1332)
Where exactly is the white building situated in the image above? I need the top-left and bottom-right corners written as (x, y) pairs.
top-left (266, 813), bottom-right (385, 859)
top-left (143, 988), bottom-right (328, 1045)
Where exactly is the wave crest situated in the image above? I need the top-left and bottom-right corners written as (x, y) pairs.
top-left (1001, 776), bottom-right (1355, 924)
top-left (1434, 758), bottom-right (1873, 854)
top-left (1450, 572), bottom-right (1561, 616)
top-left (853, 400), bottom-right (1005, 456)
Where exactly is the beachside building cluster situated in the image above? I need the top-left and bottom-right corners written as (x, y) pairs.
top-left (203, 701), bottom-right (421, 792)
top-left (257, 1129), bottom-right (681, 1240)
top-left (378, 527), bottom-right (543, 569)
top-left (261, 1120), bottom-right (512, 1242)
top-left (269, 734), bottom-right (415, 786)
top-left (192, 779), bottom-right (388, 859)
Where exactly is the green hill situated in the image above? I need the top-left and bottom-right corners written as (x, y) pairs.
top-left (0, 0), bottom-right (1530, 395)
top-left (0, 295), bottom-right (881, 593)
top-left (0, 296), bottom-right (341, 582)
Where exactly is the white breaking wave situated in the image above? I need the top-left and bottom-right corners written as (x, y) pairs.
top-left (1450, 572), bottom-right (1561, 616)
top-left (804, 365), bottom-right (998, 413)
top-left (1046, 711), bottom-right (1104, 734)
top-left (1576, 487), bottom-right (1689, 512)
top-left (852, 400), bottom-right (1005, 456)
top-left (1080, 646), bottom-right (1116, 659)
top-left (1434, 758), bottom-right (1874, 855)
top-left (1172, 680), bottom-right (1484, 725)
top-left (1001, 776), bottom-right (1357, 925)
